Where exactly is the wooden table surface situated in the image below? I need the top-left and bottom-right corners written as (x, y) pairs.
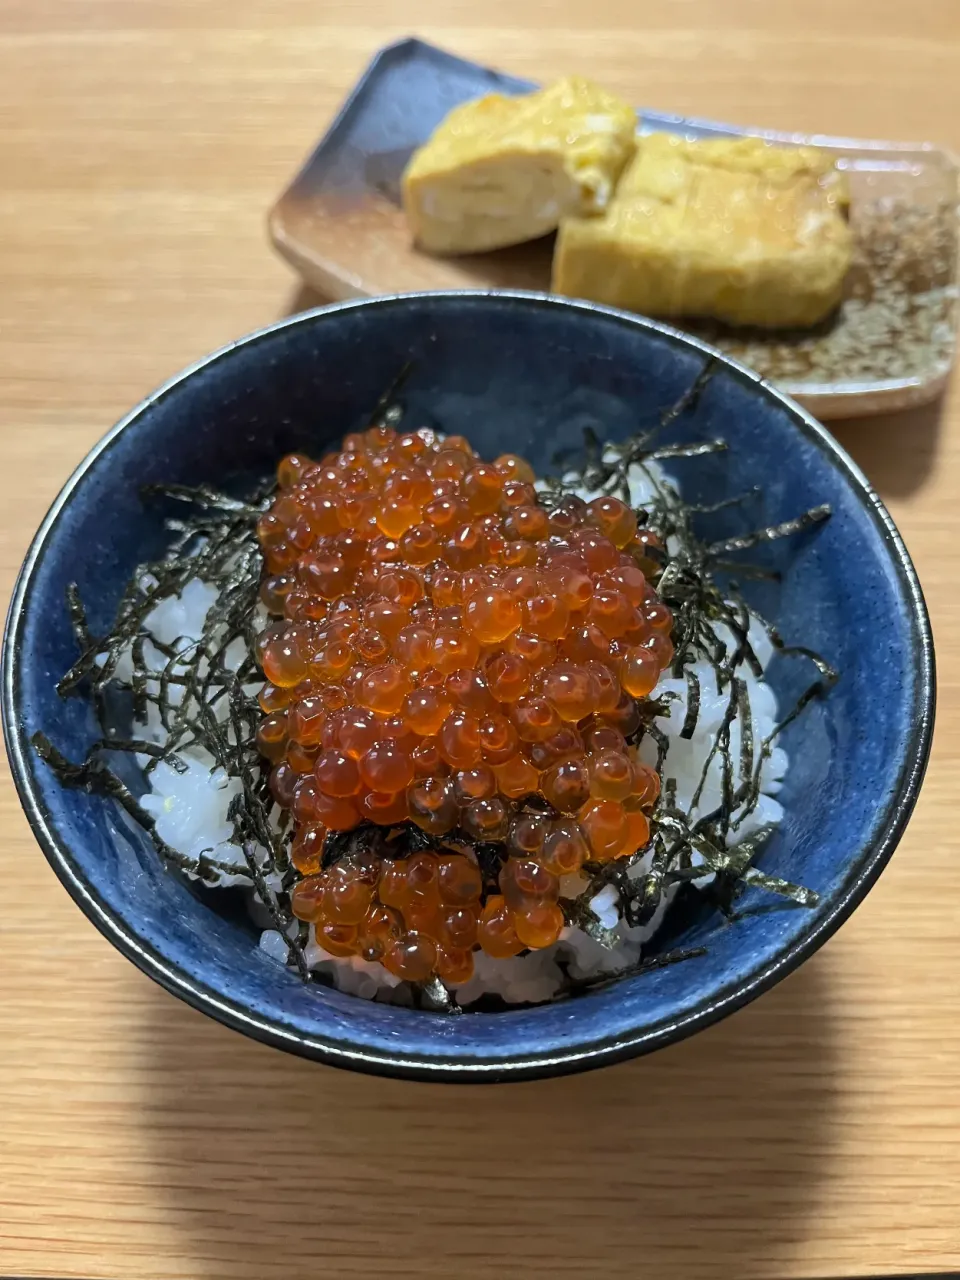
top-left (2, 3), bottom-right (959, 1278)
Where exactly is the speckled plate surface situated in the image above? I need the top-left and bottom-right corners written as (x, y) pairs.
top-left (269, 38), bottom-right (960, 420)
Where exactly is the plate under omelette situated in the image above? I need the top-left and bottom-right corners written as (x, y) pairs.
top-left (269, 38), bottom-right (959, 420)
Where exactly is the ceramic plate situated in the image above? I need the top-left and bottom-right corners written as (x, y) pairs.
top-left (269, 38), bottom-right (959, 420)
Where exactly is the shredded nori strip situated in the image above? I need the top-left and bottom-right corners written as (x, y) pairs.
top-left (367, 359), bottom-right (414, 427)
top-left (705, 504), bottom-right (832, 557)
top-left (737, 679), bottom-right (754, 786)
top-left (680, 670), bottom-right (701, 740)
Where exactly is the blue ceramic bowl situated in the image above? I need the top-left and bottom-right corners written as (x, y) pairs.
top-left (2, 292), bottom-right (934, 1081)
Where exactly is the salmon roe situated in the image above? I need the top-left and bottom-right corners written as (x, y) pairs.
top-left (257, 429), bottom-right (671, 981)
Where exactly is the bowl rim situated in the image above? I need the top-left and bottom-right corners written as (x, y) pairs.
top-left (1, 289), bottom-right (936, 1082)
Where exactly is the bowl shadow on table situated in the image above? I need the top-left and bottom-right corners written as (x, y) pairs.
top-left (140, 956), bottom-right (839, 1280)
top-left (283, 283), bottom-right (328, 317)
top-left (830, 396), bottom-right (945, 500)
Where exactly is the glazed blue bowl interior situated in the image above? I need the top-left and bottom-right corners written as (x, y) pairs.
top-left (3, 292), bottom-right (932, 1080)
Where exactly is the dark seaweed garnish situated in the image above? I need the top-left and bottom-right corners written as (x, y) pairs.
top-left (34, 358), bottom-right (836, 1007)
top-left (32, 480), bottom-right (312, 976)
top-left (540, 358), bottom-right (837, 936)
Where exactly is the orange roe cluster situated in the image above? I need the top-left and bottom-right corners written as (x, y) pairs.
top-left (255, 426), bottom-right (672, 981)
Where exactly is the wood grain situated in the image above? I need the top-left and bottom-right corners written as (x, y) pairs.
top-left (0, 3), bottom-right (958, 1278)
